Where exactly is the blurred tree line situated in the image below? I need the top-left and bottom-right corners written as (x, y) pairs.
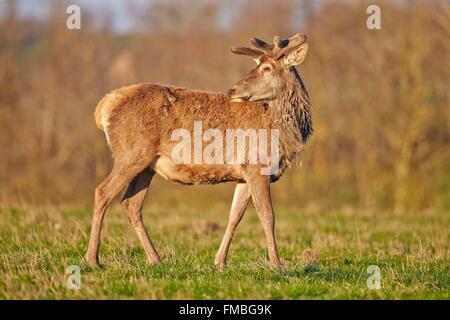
top-left (0, 0), bottom-right (449, 211)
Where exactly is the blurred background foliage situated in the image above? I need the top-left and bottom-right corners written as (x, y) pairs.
top-left (0, 0), bottom-right (449, 212)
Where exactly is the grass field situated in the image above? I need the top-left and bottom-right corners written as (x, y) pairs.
top-left (0, 196), bottom-right (448, 299)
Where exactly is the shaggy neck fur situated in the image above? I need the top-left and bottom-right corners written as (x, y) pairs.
top-left (268, 66), bottom-right (313, 168)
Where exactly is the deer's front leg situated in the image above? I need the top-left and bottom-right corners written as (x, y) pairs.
top-left (215, 183), bottom-right (251, 269)
top-left (247, 174), bottom-right (281, 268)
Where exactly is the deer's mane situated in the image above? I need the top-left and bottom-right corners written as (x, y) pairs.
top-left (267, 66), bottom-right (313, 169)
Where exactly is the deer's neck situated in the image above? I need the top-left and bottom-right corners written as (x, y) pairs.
top-left (268, 67), bottom-right (313, 168)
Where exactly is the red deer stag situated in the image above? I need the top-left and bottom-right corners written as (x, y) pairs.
top-left (86, 33), bottom-right (312, 269)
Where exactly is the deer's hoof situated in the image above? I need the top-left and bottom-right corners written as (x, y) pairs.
top-left (147, 258), bottom-right (161, 266)
top-left (85, 255), bottom-right (101, 268)
top-left (268, 257), bottom-right (283, 269)
top-left (214, 260), bottom-right (226, 270)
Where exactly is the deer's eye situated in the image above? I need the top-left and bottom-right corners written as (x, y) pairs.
top-left (261, 65), bottom-right (272, 72)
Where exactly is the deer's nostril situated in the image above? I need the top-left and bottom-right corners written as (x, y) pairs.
top-left (227, 88), bottom-right (236, 97)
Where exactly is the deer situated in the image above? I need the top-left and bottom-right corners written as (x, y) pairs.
top-left (86, 33), bottom-right (312, 269)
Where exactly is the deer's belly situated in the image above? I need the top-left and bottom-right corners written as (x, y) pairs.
top-left (153, 155), bottom-right (242, 185)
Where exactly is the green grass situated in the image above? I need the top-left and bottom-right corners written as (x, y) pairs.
top-left (0, 202), bottom-right (448, 299)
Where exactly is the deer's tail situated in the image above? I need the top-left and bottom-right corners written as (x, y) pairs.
top-left (94, 94), bottom-right (111, 132)
top-left (94, 84), bottom-right (141, 132)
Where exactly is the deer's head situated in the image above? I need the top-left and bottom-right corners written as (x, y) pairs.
top-left (228, 33), bottom-right (308, 102)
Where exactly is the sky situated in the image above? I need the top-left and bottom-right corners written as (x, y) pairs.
top-left (0, 0), bottom-right (318, 33)
top-left (0, 0), bottom-right (151, 33)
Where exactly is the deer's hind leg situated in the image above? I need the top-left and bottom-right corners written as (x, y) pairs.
top-left (85, 151), bottom-right (156, 268)
top-left (121, 167), bottom-right (161, 265)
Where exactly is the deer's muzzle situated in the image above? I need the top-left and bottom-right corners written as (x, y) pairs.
top-left (227, 86), bottom-right (251, 102)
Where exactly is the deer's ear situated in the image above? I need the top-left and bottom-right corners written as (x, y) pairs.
top-left (283, 43), bottom-right (308, 66)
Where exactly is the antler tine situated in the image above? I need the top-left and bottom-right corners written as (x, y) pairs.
top-left (230, 46), bottom-right (264, 58)
top-left (239, 34), bottom-right (307, 59)
top-left (273, 33), bottom-right (307, 58)
top-left (273, 36), bottom-right (289, 51)
top-left (250, 37), bottom-right (274, 53)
